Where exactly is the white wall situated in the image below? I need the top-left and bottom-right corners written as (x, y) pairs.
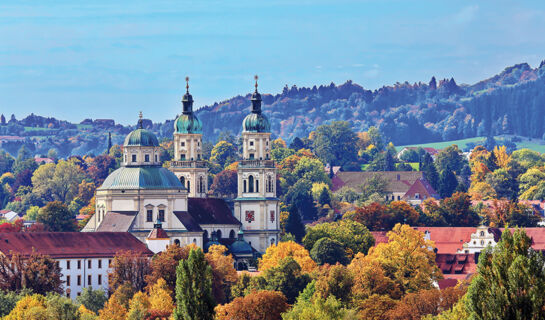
top-left (58, 258), bottom-right (111, 299)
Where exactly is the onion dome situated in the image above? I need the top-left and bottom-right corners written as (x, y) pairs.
top-left (204, 231), bottom-right (221, 252)
top-left (175, 77), bottom-right (203, 134)
top-left (99, 166), bottom-right (184, 190)
top-left (229, 230), bottom-right (254, 255)
top-left (124, 112), bottom-right (159, 147)
top-left (242, 75), bottom-right (270, 133)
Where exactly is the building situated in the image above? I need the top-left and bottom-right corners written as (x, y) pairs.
top-left (0, 232), bottom-right (153, 299)
top-left (84, 78), bottom-right (279, 267)
top-left (332, 171), bottom-right (439, 204)
top-left (0, 209), bottom-right (20, 222)
top-left (397, 147), bottom-right (440, 159)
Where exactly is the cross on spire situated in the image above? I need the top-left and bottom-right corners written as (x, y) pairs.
top-left (254, 75), bottom-right (259, 93)
top-left (185, 76), bottom-right (189, 94)
top-left (138, 111), bottom-right (143, 128)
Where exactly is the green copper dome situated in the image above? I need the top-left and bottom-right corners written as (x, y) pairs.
top-left (242, 113), bottom-right (270, 133)
top-left (175, 113), bottom-right (203, 134)
top-left (124, 128), bottom-right (159, 147)
top-left (99, 166), bottom-right (184, 190)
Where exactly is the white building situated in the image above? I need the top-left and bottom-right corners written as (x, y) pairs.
top-left (0, 232), bottom-right (153, 299)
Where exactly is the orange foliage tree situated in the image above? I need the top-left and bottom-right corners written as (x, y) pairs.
top-left (145, 244), bottom-right (196, 296)
top-left (205, 244), bottom-right (238, 304)
top-left (215, 290), bottom-right (288, 320)
top-left (258, 241), bottom-right (317, 273)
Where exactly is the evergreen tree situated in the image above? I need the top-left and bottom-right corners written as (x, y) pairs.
top-left (285, 205), bottom-right (306, 242)
top-left (421, 153), bottom-right (439, 191)
top-left (438, 169), bottom-right (458, 198)
top-left (467, 229), bottom-right (545, 319)
top-left (318, 187), bottom-right (331, 206)
top-left (174, 248), bottom-right (215, 320)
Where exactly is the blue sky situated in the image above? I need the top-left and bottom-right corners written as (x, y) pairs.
top-left (1, 0), bottom-right (545, 124)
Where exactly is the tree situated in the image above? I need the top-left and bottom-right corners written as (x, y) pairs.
top-left (76, 287), bottom-right (108, 315)
top-left (174, 248), bottom-right (216, 320)
top-left (318, 186), bottom-right (331, 206)
top-left (205, 244), bottom-right (238, 304)
top-left (109, 250), bottom-right (151, 293)
top-left (215, 290), bottom-right (288, 320)
top-left (0, 290), bottom-right (24, 317)
top-left (466, 229), bottom-right (545, 320)
top-left (485, 168), bottom-right (518, 200)
top-left (303, 219), bottom-right (375, 260)
top-left (314, 264), bottom-right (354, 305)
top-left (146, 244), bottom-right (195, 296)
top-left (98, 290), bottom-right (127, 320)
top-left (367, 126), bottom-right (384, 151)
top-left (36, 201), bottom-right (76, 231)
top-left (148, 278), bottom-right (174, 316)
top-left (284, 205), bottom-right (306, 242)
top-left (283, 179), bottom-right (317, 220)
top-left (0, 251), bottom-right (63, 295)
top-left (386, 286), bottom-right (466, 319)
top-left (421, 153), bottom-right (440, 191)
top-left (31, 160), bottom-right (85, 204)
top-left (310, 238), bottom-right (349, 265)
top-left (259, 241), bottom-right (317, 274)
top-left (312, 121), bottom-right (358, 168)
top-left (260, 257), bottom-right (311, 304)
top-left (438, 169), bottom-right (458, 198)
top-left (87, 155), bottom-right (116, 185)
top-left (44, 293), bottom-right (80, 320)
top-left (210, 141), bottom-right (237, 168)
top-left (209, 170), bottom-right (237, 197)
top-left (127, 291), bottom-right (150, 320)
top-left (4, 294), bottom-right (48, 320)
top-left (366, 224), bottom-right (442, 294)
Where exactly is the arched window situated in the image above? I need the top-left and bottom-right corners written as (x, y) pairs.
top-left (480, 231), bottom-right (485, 237)
top-left (193, 238), bottom-right (197, 244)
top-left (180, 176), bottom-right (185, 186)
top-left (256, 180), bottom-right (259, 193)
top-left (243, 180), bottom-right (247, 193)
top-left (203, 230), bottom-right (209, 242)
top-left (199, 176), bottom-right (205, 193)
top-left (229, 230), bottom-right (235, 239)
top-left (270, 238), bottom-right (275, 246)
top-left (248, 175), bottom-right (254, 193)
top-left (267, 176), bottom-right (273, 192)
top-left (217, 230), bottom-right (222, 239)
top-left (187, 181), bottom-right (190, 193)
top-left (174, 239), bottom-right (180, 246)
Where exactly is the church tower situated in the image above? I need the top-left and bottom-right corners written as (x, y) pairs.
top-left (234, 76), bottom-right (280, 253)
top-left (170, 77), bottom-right (208, 198)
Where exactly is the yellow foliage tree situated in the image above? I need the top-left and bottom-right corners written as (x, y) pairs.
top-left (258, 241), bottom-right (317, 273)
top-left (470, 162), bottom-right (490, 183)
top-left (98, 293), bottom-right (127, 320)
top-left (4, 294), bottom-right (47, 320)
top-left (205, 244), bottom-right (238, 303)
top-left (468, 181), bottom-right (497, 200)
top-left (493, 145), bottom-right (511, 169)
top-left (272, 138), bottom-right (287, 149)
top-left (348, 254), bottom-right (402, 302)
top-left (148, 278), bottom-right (174, 314)
top-left (366, 224), bottom-right (442, 294)
top-left (311, 182), bottom-right (329, 200)
top-left (79, 305), bottom-right (98, 320)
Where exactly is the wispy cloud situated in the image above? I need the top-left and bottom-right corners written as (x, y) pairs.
top-left (452, 5), bottom-right (479, 24)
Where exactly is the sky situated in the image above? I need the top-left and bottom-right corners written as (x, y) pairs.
top-left (1, 0), bottom-right (545, 124)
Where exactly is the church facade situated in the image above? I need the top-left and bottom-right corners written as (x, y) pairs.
top-left (83, 78), bottom-right (280, 268)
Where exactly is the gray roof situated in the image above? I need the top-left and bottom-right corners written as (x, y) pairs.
top-left (96, 211), bottom-right (137, 232)
top-left (99, 166), bottom-right (185, 190)
top-left (332, 171), bottom-right (424, 193)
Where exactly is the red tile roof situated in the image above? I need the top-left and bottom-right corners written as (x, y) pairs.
top-left (403, 178), bottom-right (439, 200)
top-left (370, 231), bottom-right (389, 245)
top-left (414, 227), bottom-right (477, 254)
top-left (437, 278), bottom-right (459, 289)
top-left (147, 226), bottom-right (169, 239)
top-left (0, 232), bottom-right (153, 258)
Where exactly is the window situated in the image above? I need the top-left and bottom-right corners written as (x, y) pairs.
top-left (108, 259), bottom-right (112, 267)
top-left (88, 260), bottom-right (92, 269)
top-left (181, 141), bottom-right (185, 147)
top-left (480, 231), bottom-right (485, 237)
top-left (199, 176), bottom-right (204, 193)
top-left (198, 142), bottom-right (200, 146)
top-left (256, 180), bottom-right (259, 193)
top-left (271, 238), bottom-right (275, 245)
top-left (217, 230), bottom-right (222, 239)
top-left (67, 260), bottom-right (71, 270)
top-left (249, 141), bottom-right (254, 146)
top-left (158, 210), bottom-right (165, 222)
top-left (270, 210), bottom-right (275, 222)
top-left (180, 176), bottom-right (185, 185)
top-left (132, 154), bottom-right (137, 162)
top-left (147, 210), bottom-right (153, 222)
top-left (145, 154), bottom-right (150, 162)
top-left (249, 153), bottom-right (255, 160)
top-left (77, 292), bottom-right (81, 297)
top-left (481, 240), bottom-right (485, 246)
top-left (77, 275), bottom-right (81, 286)
top-left (415, 193), bottom-right (420, 199)
top-left (155, 155), bottom-right (158, 162)
top-left (88, 275), bottom-right (92, 285)
top-left (180, 154), bottom-right (186, 160)
top-left (66, 275), bottom-right (71, 286)
top-left (174, 239), bottom-right (180, 246)
top-left (248, 176), bottom-right (254, 193)
top-left (98, 275), bottom-right (102, 285)
top-left (243, 180), bottom-right (247, 193)
top-left (229, 230), bottom-right (235, 239)
top-left (66, 292), bottom-right (70, 298)
top-left (98, 260), bottom-right (102, 269)
top-left (397, 196), bottom-right (401, 200)
top-left (267, 176), bottom-right (273, 192)
top-left (77, 260), bottom-right (81, 270)
top-left (187, 181), bottom-right (190, 192)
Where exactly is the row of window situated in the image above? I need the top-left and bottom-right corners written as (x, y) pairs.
top-left (125, 154), bottom-right (158, 163)
top-left (66, 259), bottom-right (110, 270)
top-left (146, 209), bottom-right (165, 222)
top-left (179, 154), bottom-right (202, 161)
top-left (243, 175), bottom-right (274, 193)
top-left (179, 176), bottom-right (206, 194)
top-left (66, 274), bottom-right (103, 287)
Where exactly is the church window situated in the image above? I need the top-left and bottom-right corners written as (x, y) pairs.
top-left (248, 176), bottom-right (254, 193)
top-left (180, 154), bottom-right (186, 160)
top-left (146, 210), bottom-right (153, 222)
top-left (480, 231), bottom-right (485, 237)
top-left (155, 155), bottom-right (158, 162)
top-left (193, 239), bottom-right (197, 244)
top-left (249, 153), bottom-right (255, 160)
top-left (245, 211), bottom-right (255, 223)
top-left (266, 176), bottom-right (273, 192)
top-left (270, 210), bottom-right (275, 222)
top-left (243, 180), bottom-right (247, 193)
top-left (198, 142), bottom-right (200, 146)
top-left (197, 154), bottom-right (201, 160)
top-left (181, 141), bottom-right (185, 147)
top-left (180, 176), bottom-right (185, 185)
top-left (158, 210), bottom-right (165, 222)
top-left (256, 180), bottom-right (259, 193)
top-left (229, 230), bottom-right (235, 239)
top-left (199, 176), bottom-right (205, 193)
top-left (187, 181), bottom-right (190, 192)
top-left (250, 141), bottom-right (254, 146)
top-left (132, 154), bottom-right (137, 162)
top-left (145, 154), bottom-right (150, 162)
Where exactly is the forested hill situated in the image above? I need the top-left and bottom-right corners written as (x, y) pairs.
top-left (196, 61), bottom-right (545, 145)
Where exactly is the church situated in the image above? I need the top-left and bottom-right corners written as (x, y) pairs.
top-left (83, 77), bottom-right (280, 269)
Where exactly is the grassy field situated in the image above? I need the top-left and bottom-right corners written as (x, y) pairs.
top-left (398, 136), bottom-right (545, 153)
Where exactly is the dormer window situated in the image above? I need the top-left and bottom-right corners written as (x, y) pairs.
top-left (132, 154), bottom-right (137, 162)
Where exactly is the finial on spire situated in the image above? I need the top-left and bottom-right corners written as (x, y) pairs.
top-left (185, 76), bottom-right (189, 94)
top-left (138, 111), bottom-right (143, 129)
top-left (254, 75), bottom-right (259, 93)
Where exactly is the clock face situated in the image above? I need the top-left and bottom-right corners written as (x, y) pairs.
top-left (245, 211), bottom-right (255, 223)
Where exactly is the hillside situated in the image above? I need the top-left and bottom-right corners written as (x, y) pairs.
top-left (1, 61), bottom-right (545, 157)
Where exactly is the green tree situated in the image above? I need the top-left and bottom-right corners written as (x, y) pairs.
top-left (310, 238), bottom-right (349, 265)
top-left (367, 126), bottom-right (384, 151)
top-left (438, 169), bottom-right (458, 198)
top-left (44, 293), bottom-right (79, 320)
top-left (435, 145), bottom-right (466, 175)
top-left (210, 141), bottom-right (237, 168)
top-left (76, 287), bottom-right (108, 314)
top-left (284, 179), bottom-right (317, 220)
top-left (466, 229), bottom-right (545, 320)
top-left (318, 187), bottom-right (331, 206)
top-left (260, 257), bottom-right (311, 304)
top-left (0, 150), bottom-right (15, 175)
top-left (0, 290), bottom-right (24, 317)
top-left (37, 201), bottom-right (76, 231)
top-left (421, 153), bottom-right (440, 191)
top-left (174, 248), bottom-right (215, 320)
top-left (312, 121), bottom-right (358, 168)
top-left (32, 160), bottom-right (85, 204)
top-left (285, 205), bottom-right (305, 242)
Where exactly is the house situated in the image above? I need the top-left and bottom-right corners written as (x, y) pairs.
top-left (0, 232), bottom-right (153, 299)
top-left (34, 157), bottom-right (54, 164)
top-left (332, 171), bottom-right (438, 204)
top-left (0, 210), bottom-right (20, 222)
top-left (0, 136), bottom-right (25, 147)
top-left (397, 147), bottom-right (440, 159)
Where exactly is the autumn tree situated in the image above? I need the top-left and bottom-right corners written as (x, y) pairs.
top-left (109, 250), bottom-right (151, 293)
top-left (98, 288), bottom-right (128, 320)
top-left (386, 286), bottom-right (467, 319)
top-left (209, 169), bottom-right (237, 196)
top-left (31, 160), bottom-right (85, 203)
top-left (259, 241), bottom-right (317, 274)
top-left (4, 294), bottom-right (48, 320)
top-left (210, 141), bottom-right (237, 168)
top-left (87, 154), bottom-right (116, 185)
top-left (146, 244), bottom-right (195, 296)
top-left (310, 238), bottom-right (349, 265)
top-left (37, 201), bottom-right (77, 231)
top-left (284, 205), bottom-right (305, 242)
top-left (313, 264), bottom-right (354, 305)
top-left (466, 229), bottom-right (545, 320)
top-left (148, 278), bottom-right (174, 317)
top-left (0, 251), bottom-right (63, 295)
top-left (312, 121), bottom-right (358, 168)
top-left (127, 291), bottom-right (150, 320)
top-left (205, 244), bottom-right (238, 304)
top-left (215, 290), bottom-right (288, 320)
top-left (76, 287), bottom-right (108, 314)
top-left (174, 248), bottom-right (216, 320)
top-left (259, 257), bottom-right (311, 304)
top-left (44, 293), bottom-right (80, 320)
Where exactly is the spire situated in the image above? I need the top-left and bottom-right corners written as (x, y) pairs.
top-left (138, 111), bottom-right (144, 129)
top-left (251, 75), bottom-right (262, 114)
top-left (182, 76), bottom-right (194, 114)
